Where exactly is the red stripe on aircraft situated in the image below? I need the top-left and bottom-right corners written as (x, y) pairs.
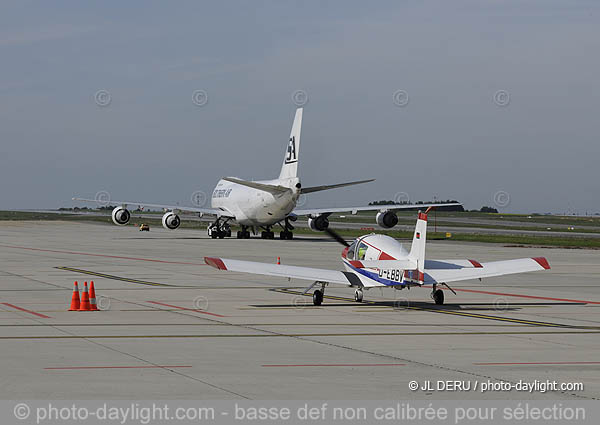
top-left (532, 257), bottom-right (551, 270)
top-left (341, 247), bottom-right (349, 259)
top-left (147, 301), bottom-right (226, 317)
top-left (1, 303), bottom-right (51, 318)
top-left (468, 259), bottom-right (483, 268)
top-left (378, 252), bottom-right (395, 260)
top-left (204, 257), bottom-right (227, 270)
top-left (418, 212), bottom-right (427, 221)
top-left (349, 261), bottom-right (364, 269)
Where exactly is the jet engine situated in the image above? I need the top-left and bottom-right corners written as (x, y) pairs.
top-left (308, 215), bottom-right (329, 231)
top-left (162, 212), bottom-right (181, 230)
top-left (376, 211), bottom-right (398, 228)
top-left (111, 207), bottom-right (131, 226)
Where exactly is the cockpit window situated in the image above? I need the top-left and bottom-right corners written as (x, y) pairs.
top-left (357, 242), bottom-right (368, 260)
top-left (347, 240), bottom-right (357, 260)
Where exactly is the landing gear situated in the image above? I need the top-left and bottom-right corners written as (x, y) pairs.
top-left (236, 225), bottom-right (251, 239)
top-left (312, 282), bottom-right (327, 306)
top-left (261, 229), bottom-right (275, 239)
top-left (280, 231), bottom-right (293, 240)
top-left (279, 217), bottom-right (294, 240)
top-left (431, 284), bottom-right (445, 305)
top-left (208, 218), bottom-right (231, 239)
top-left (354, 289), bottom-right (364, 303)
top-left (313, 289), bottom-right (324, 306)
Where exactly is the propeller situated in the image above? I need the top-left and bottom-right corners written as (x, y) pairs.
top-left (325, 227), bottom-right (350, 247)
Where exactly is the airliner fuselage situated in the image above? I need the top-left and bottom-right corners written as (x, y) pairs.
top-left (211, 177), bottom-right (300, 226)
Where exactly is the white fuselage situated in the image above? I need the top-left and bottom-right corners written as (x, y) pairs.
top-left (341, 234), bottom-right (411, 288)
top-left (210, 177), bottom-right (300, 226)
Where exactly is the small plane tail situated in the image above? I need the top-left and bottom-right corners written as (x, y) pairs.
top-left (278, 108), bottom-right (302, 180)
top-left (407, 212), bottom-right (428, 283)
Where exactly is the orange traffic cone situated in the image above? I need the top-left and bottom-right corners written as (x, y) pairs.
top-left (69, 281), bottom-right (80, 311)
top-left (89, 281), bottom-right (98, 311)
top-left (79, 281), bottom-right (91, 311)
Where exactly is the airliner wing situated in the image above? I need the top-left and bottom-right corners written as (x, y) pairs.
top-left (423, 257), bottom-right (550, 284)
top-left (204, 257), bottom-right (357, 286)
top-left (300, 179), bottom-right (375, 194)
top-left (72, 198), bottom-right (231, 217)
top-left (222, 177), bottom-right (291, 194)
top-left (293, 202), bottom-right (462, 216)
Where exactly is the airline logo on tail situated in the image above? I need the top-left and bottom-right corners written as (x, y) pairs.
top-left (285, 136), bottom-right (297, 164)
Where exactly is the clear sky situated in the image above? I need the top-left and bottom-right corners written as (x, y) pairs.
top-left (1, 0), bottom-right (598, 214)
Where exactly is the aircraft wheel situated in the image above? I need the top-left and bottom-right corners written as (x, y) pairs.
top-left (236, 231), bottom-right (243, 239)
top-left (244, 231), bottom-right (251, 239)
top-left (354, 289), bottom-right (364, 303)
top-left (210, 231), bottom-right (218, 239)
top-left (280, 231), bottom-right (293, 240)
top-left (433, 289), bottom-right (444, 305)
top-left (218, 232), bottom-right (225, 239)
top-left (313, 289), bottom-right (323, 306)
top-left (226, 229), bottom-right (232, 237)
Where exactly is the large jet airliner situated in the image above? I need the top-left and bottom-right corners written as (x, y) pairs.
top-left (74, 108), bottom-right (458, 240)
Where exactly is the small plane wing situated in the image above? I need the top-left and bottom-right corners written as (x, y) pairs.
top-left (293, 202), bottom-right (462, 217)
top-left (222, 177), bottom-right (291, 194)
top-left (204, 257), bottom-right (357, 286)
top-left (423, 257), bottom-right (550, 284)
top-left (72, 198), bottom-right (231, 217)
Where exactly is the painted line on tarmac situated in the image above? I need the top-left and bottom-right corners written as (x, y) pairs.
top-left (272, 288), bottom-right (581, 329)
top-left (1, 302), bottom-right (51, 318)
top-left (0, 323), bottom-right (555, 327)
top-left (45, 365), bottom-right (192, 370)
top-left (147, 301), bottom-right (226, 318)
top-left (421, 285), bottom-right (600, 305)
top-left (56, 267), bottom-right (174, 287)
top-left (1, 244), bottom-right (207, 266)
top-left (262, 363), bottom-right (406, 367)
top-left (1, 330), bottom-right (599, 340)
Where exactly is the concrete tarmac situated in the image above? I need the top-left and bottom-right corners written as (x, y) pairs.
top-left (0, 221), bottom-right (599, 400)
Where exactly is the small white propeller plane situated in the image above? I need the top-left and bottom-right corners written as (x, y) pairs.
top-left (205, 209), bottom-right (551, 305)
top-left (74, 108), bottom-right (460, 240)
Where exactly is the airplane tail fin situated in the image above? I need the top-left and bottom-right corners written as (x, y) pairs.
top-left (278, 108), bottom-right (302, 180)
top-left (407, 212), bottom-right (428, 283)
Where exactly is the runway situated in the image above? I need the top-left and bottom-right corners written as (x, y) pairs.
top-left (0, 220), bottom-right (599, 400)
